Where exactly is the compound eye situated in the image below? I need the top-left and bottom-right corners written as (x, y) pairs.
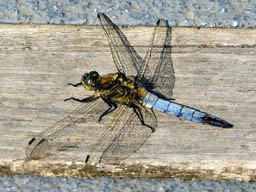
top-left (85, 77), bottom-right (91, 86)
top-left (81, 71), bottom-right (99, 91)
top-left (87, 76), bottom-right (97, 87)
top-left (82, 73), bottom-right (89, 82)
top-left (90, 71), bottom-right (99, 77)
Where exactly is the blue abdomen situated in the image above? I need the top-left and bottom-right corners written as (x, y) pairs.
top-left (141, 92), bottom-right (232, 128)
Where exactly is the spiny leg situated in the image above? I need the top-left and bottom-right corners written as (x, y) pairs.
top-left (67, 82), bottom-right (82, 87)
top-left (64, 94), bottom-right (97, 103)
top-left (65, 81), bottom-right (89, 102)
top-left (98, 98), bottom-right (118, 122)
top-left (132, 104), bottom-right (155, 132)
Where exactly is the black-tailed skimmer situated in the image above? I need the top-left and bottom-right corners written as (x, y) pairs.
top-left (26, 13), bottom-right (233, 165)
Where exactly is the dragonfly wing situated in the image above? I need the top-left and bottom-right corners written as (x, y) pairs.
top-left (138, 19), bottom-right (175, 98)
top-left (100, 105), bottom-right (157, 164)
top-left (98, 13), bottom-right (142, 76)
top-left (86, 104), bottom-right (157, 164)
top-left (26, 97), bottom-right (112, 160)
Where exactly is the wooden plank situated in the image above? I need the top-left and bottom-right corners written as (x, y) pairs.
top-left (0, 24), bottom-right (255, 181)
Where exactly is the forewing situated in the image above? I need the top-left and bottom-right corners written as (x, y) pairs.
top-left (26, 97), bottom-right (111, 160)
top-left (86, 104), bottom-right (157, 165)
top-left (98, 13), bottom-right (142, 76)
top-left (138, 19), bottom-right (175, 98)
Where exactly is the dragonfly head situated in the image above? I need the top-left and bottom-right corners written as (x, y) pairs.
top-left (81, 71), bottom-right (100, 91)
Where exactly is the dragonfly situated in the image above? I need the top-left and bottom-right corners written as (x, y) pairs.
top-left (26, 13), bottom-right (233, 165)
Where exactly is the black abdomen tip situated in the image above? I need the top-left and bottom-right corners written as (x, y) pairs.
top-left (204, 116), bottom-right (233, 128)
top-left (223, 122), bottom-right (233, 128)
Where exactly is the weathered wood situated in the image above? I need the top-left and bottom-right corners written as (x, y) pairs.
top-left (0, 24), bottom-right (255, 181)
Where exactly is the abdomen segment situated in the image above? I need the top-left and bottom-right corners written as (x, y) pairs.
top-left (141, 92), bottom-right (233, 128)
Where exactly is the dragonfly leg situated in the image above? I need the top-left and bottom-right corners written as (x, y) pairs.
top-left (67, 82), bottom-right (82, 87)
top-left (64, 95), bottom-right (97, 103)
top-left (132, 104), bottom-right (155, 132)
top-left (98, 98), bottom-right (117, 122)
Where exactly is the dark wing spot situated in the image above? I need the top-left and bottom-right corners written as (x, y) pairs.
top-left (28, 138), bottom-right (35, 145)
top-left (36, 138), bottom-right (45, 146)
top-left (85, 155), bottom-right (90, 163)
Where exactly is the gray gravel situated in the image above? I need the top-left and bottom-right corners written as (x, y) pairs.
top-left (1, 175), bottom-right (256, 192)
top-left (0, 0), bottom-right (256, 27)
top-left (1, 0), bottom-right (255, 191)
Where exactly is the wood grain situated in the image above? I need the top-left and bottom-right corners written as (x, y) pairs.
top-left (0, 24), bottom-right (255, 180)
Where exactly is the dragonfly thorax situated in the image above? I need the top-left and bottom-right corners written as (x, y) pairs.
top-left (81, 71), bottom-right (101, 91)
